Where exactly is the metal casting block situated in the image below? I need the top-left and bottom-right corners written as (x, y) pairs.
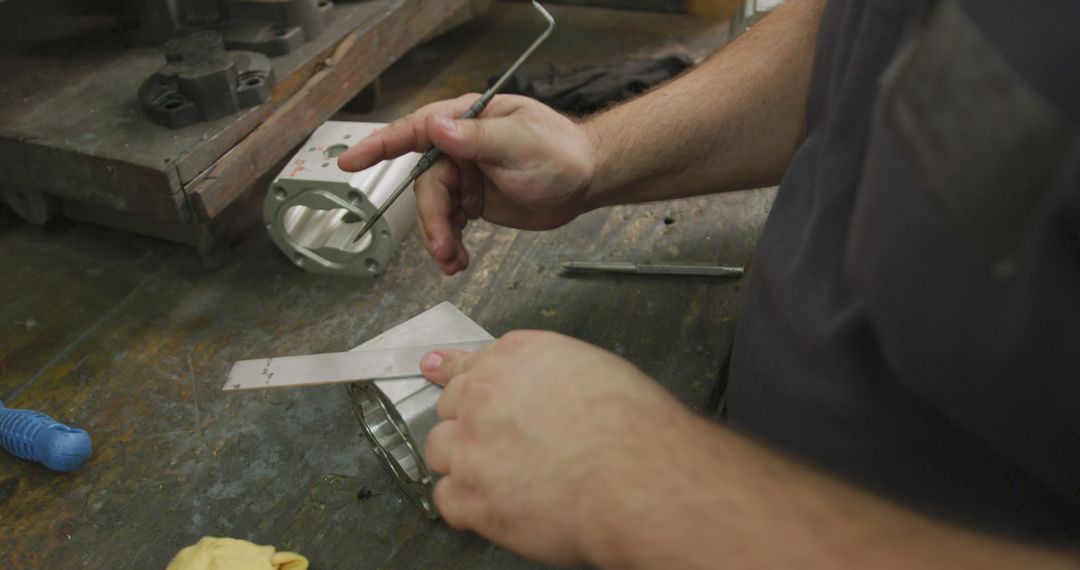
top-left (222, 0), bottom-right (334, 56)
top-left (138, 31), bottom-right (275, 128)
top-left (263, 121), bottom-right (420, 278)
top-left (126, 0), bottom-right (334, 57)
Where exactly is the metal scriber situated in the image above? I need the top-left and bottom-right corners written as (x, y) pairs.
top-left (352, 0), bottom-right (556, 244)
top-left (562, 261), bottom-right (745, 278)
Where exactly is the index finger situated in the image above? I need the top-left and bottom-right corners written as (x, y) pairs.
top-left (337, 94), bottom-right (480, 172)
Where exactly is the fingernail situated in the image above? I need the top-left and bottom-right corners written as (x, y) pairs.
top-left (421, 352), bottom-right (444, 372)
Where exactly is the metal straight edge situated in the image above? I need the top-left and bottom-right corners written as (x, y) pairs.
top-left (223, 339), bottom-right (493, 391)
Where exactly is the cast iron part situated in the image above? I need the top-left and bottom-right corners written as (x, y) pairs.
top-left (138, 31), bottom-right (275, 128)
top-left (222, 0), bottom-right (334, 57)
top-left (124, 0), bottom-right (334, 57)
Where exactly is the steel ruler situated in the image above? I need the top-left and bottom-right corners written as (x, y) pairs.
top-left (223, 340), bottom-right (492, 391)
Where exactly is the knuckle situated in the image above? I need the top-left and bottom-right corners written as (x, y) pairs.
top-left (424, 421), bottom-right (448, 454)
top-left (422, 434), bottom-right (437, 462)
top-left (466, 121), bottom-right (489, 151)
top-left (454, 447), bottom-right (484, 484)
top-left (433, 480), bottom-right (467, 528)
top-left (459, 375), bottom-right (493, 405)
top-left (498, 329), bottom-right (536, 349)
top-left (482, 505), bottom-right (510, 538)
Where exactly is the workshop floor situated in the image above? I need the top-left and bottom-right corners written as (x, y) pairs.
top-left (0, 3), bottom-right (774, 568)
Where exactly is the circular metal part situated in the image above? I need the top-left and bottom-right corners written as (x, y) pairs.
top-left (263, 121), bottom-right (419, 277)
top-left (342, 302), bottom-right (492, 519)
top-left (348, 382), bottom-right (441, 519)
top-left (3, 187), bottom-right (60, 225)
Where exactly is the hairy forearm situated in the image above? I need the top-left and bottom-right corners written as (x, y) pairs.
top-left (580, 413), bottom-right (1079, 569)
top-left (582, 0), bottom-right (826, 208)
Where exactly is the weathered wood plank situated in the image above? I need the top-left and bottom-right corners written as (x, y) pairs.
top-left (0, 135), bottom-right (186, 222)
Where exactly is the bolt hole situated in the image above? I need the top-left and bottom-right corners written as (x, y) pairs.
top-left (244, 76), bottom-right (261, 87)
top-left (349, 191), bottom-right (363, 207)
top-left (365, 258), bottom-right (380, 273)
top-left (293, 253), bottom-right (305, 266)
top-left (162, 98), bottom-right (184, 110)
top-left (321, 162), bottom-right (329, 168)
top-left (343, 134), bottom-right (351, 139)
top-left (342, 212), bottom-right (363, 224)
top-left (663, 216), bottom-right (674, 225)
top-left (323, 144), bottom-right (348, 159)
top-left (318, 0), bottom-right (330, 7)
top-left (273, 186), bottom-right (288, 200)
top-left (380, 230), bottom-right (390, 238)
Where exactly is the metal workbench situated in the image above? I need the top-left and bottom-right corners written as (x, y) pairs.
top-left (0, 4), bottom-right (774, 568)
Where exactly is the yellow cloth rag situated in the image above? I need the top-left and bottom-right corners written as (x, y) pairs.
top-left (167, 537), bottom-right (309, 570)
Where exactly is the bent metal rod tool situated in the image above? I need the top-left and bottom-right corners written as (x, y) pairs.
top-left (350, 0), bottom-right (556, 244)
top-left (222, 339), bottom-right (492, 391)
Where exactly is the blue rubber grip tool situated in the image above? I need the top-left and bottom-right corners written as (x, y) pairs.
top-left (0, 402), bottom-right (92, 472)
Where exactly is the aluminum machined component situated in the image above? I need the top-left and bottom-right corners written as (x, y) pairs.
top-left (346, 302), bottom-right (494, 519)
top-left (264, 121), bottom-right (421, 277)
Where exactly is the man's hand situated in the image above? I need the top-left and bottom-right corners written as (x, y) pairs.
top-left (338, 94), bottom-right (596, 275)
top-left (419, 330), bottom-right (691, 566)
top-left (420, 332), bottom-right (1080, 569)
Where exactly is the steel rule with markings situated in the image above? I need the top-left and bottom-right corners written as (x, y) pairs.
top-left (223, 339), bottom-right (492, 391)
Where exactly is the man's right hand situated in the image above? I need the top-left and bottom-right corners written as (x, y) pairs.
top-left (337, 94), bottom-right (597, 275)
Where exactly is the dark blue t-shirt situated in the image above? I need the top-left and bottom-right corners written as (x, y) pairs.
top-left (727, 0), bottom-right (1080, 541)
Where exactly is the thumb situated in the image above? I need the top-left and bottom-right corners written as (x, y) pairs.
top-left (427, 114), bottom-right (517, 165)
top-left (420, 347), bottom-right (485, 385)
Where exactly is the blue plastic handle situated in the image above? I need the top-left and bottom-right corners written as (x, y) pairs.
top-left (0, 402), bottom-right (92, 472)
